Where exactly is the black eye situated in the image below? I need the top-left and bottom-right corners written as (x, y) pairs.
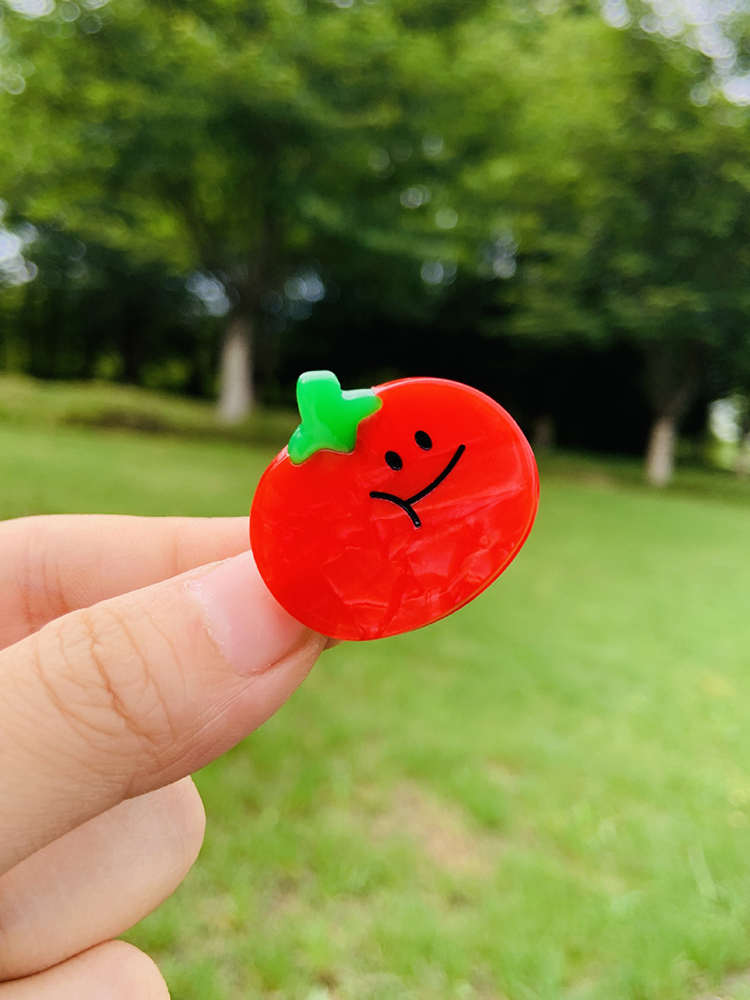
top-left (385, 450), bottom-right (403, 470)
top-left (415, 430), bottom-right (432, 450)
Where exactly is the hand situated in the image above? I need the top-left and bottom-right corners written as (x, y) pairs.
top-left (0, 515), bottom-right (326, 998)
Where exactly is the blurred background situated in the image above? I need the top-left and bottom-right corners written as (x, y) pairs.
top-left (3, 0), bottom-right (750, 998)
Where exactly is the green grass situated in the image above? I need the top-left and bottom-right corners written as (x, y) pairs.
top-left (0, 373), bottom-right (297, 446)
top-left (4, 380), bottom-right (750, 999)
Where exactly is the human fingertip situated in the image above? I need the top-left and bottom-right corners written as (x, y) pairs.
top-left (186, 551), bottom-right (319, 677)
top-left (100, 942), bottom-right (170, 1000)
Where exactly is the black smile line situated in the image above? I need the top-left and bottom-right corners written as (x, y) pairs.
top-left (369, 444), bottom-right (466, 528)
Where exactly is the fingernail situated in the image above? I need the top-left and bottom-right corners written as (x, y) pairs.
top-left (186, 552), bottom-right (310, 676)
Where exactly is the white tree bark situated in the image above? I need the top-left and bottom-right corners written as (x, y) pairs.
top-left (217, 315), bottom-right (253, 423)
top-left (645, 413), bottom-right (676, 487)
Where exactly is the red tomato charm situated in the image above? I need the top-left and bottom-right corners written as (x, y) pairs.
top-left (250, 371), bottom-right (539, 641)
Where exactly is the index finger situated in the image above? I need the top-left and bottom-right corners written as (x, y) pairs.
top-left (0, 515), bottom-right (249, 648)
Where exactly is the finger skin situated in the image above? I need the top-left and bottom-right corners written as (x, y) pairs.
top-left (0, 551), bottom-right (326, 874)
top-left (0, 778), bottom-right (204, 981)
top-left (0, 515), bottom-right (249, 648)
top-left (0, 941), bottom-right (169, 999)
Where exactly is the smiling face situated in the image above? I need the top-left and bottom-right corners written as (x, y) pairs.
top-left (250, 376), bottom-right (539, 641)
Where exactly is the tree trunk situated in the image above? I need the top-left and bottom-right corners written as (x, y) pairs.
top-left (645, 412), bottom-right (677, 487)
top-left (218, 314), bottom-right (253, 423)
top-left (532, 415), bottom-right (555, 452)
top-left (120, 310), bottom-right (145, 384)
top-left (736, 432), bottom-right (750, 478)
top-left (643, 342), bottom-right (702, 488)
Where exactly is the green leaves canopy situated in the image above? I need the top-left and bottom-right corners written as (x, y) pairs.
top-left (3, 0), bottom-right (750, 424)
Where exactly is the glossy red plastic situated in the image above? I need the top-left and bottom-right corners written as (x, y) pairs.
top-left (250, 376), bottom-right (539, 641)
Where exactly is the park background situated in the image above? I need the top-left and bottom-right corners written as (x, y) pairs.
top-left (3, 0), bottom-right (750, 997)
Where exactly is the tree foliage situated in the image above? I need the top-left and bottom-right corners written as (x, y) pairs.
top-left (2, 0), bottom-right (750, 479)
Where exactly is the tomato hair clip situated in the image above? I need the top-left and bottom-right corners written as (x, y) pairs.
top-left (250, 371), bottom-right (539, 641)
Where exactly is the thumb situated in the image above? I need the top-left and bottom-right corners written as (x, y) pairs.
top-left (0, 552), bottom-right (326, 874)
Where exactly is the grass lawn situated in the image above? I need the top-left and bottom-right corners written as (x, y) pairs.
top-left (3, 381), bottom-right (750, 999)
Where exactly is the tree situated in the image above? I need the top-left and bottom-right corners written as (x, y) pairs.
top-left (4, 0), bottom-right (750, 477)
top-left (509, 14), bottom-right (750, 483)
top-left (0, 0), bottom-right (503, 417)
